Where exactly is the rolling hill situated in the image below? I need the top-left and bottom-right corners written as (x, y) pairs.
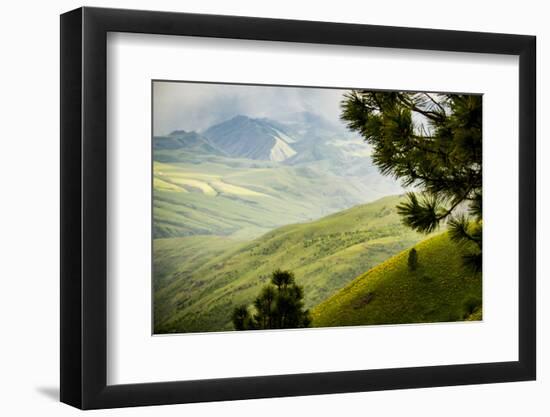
top-left (153, 195), bottom-right (425, 333)
top-left (152, 153), bottom-right (403, 239)
top-left (311, 232), bottom-right (482, 328)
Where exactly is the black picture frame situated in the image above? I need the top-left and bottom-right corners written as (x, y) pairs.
top-left (60, 6), bottom-right (536, 410)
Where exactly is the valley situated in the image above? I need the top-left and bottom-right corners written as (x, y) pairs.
top-left (153, 195), bottom-right (425, 333)
top-left (153, 113), bottom-right (403, 239)
top-left (152, 111), bottom-right (419, 333)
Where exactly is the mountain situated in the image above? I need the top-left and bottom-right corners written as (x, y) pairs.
top-left (203, 115), bottom-right (297, 161)
top-left (311, 232), bottom-right (482, 327)
top-left (153, 195), bottom-right (424, 333)
top-left (153, 130), bottom-right (226, 155)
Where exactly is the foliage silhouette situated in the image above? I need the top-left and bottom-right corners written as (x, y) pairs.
top-left (232, 269), bottom-right (311, 330)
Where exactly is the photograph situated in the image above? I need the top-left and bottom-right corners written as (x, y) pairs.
top-left (152, 81), bottom-right (483, 334)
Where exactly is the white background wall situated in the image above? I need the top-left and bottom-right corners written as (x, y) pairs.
top-left (0, 0), bottom-right (546, 415)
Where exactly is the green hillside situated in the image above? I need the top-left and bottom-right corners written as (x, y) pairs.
top-left (311, 232), bottom-right (482, 327)
top-left (154, 195), bottom-right (424, 333)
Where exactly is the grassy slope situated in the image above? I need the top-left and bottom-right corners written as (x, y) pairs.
top-left (153, 236), bottom-right (239, 292)
top-left (311, 232), bottom-right (482, 328)
top-left (154, 195), bottom-right (424, 333)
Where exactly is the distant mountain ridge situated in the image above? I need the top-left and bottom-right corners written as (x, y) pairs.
top-left (157, 111), bottom-right (361, 163)
top-left (153, 130), bottom-right (226, 156)
top-left (202, 115), bottom-right (298, 162)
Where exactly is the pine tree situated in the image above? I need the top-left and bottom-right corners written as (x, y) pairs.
top-left (341, 91), bottom-right (482, 270)
top-left (232, 270), bottom-right (311, 330)
top-left (231, 305), bottom-right (254, 330)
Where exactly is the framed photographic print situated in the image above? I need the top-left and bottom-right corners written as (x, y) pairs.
top-left (60, 7), bottom-right (536, 409)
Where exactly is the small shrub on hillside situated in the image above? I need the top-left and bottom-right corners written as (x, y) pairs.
top-left (408, 248), bottom-right (418, 271)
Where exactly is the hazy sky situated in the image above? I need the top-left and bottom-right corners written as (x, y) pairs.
top-left (153, 81), bottom-right (349, 135)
